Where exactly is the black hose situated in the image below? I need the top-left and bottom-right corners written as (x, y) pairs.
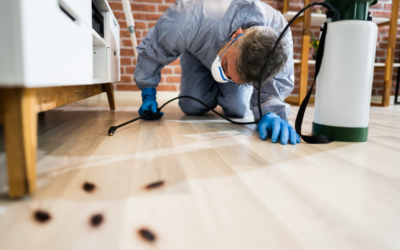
top-left (159, 96), bottom-right (255, 125)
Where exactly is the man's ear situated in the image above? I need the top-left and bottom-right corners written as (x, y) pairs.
top-left (231, 28), bottom-right (243, 40)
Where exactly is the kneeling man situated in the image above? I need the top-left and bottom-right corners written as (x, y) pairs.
top-left (134, 0), bottom-right (300, 145)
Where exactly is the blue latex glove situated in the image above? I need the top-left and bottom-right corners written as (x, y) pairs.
top-left (138, 88), bottom-right (164, 120)
top-left (257, 112), bottom-right (301, 145)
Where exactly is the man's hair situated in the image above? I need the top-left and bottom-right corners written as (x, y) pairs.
top-left (235, 26), bottom-right (288, 84)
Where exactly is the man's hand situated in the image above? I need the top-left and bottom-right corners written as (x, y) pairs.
top-left (257, 112), bottom-right (300, 145)
top-left (138, 88), bottom-right (164, 120)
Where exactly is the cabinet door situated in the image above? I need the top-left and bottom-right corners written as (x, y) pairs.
top-left (94, 46), bottom-right (108, 81)
top-left (105, 11), bottom-right (120, 54)
top-left (19, 0), bottom-right (92, 87)
top-left (107, 48), bottom-right (120, 83)
top-left (59, 0), bottom-right (91, 28)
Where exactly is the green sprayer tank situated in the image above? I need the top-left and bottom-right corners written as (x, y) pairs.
top-left (311, 0), bottom-right (379, 142)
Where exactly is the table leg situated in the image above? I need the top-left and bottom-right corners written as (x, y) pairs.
top-left (2, 88), bottom-right (37, 198)
top-left (104, 83), bottom-right (116, 111)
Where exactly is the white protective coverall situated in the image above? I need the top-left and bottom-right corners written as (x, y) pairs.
top-left (134, 0), bottom-right (294, 120)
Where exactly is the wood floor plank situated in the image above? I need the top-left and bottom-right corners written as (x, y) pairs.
top-left (1, 92), bottom-right (400, 250)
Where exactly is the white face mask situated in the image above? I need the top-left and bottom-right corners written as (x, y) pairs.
top-left (211, 33), bottom-right (244, 83)
top-left (211, 55), bottom-right (232, 83)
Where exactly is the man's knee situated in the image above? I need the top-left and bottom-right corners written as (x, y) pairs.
top-left (179, 99), bottom-right (213, 115)
top-left (222, 102), bottom-right (250, 118)
top-left (217, 83), bottom-right (253, 118)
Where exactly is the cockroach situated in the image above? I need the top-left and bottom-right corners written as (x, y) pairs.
top-left (90, 213), bottom-right (104, 227)
top-left (33, 210), bottom-right (51, 223)
top-left (138, 228), bottom-right (156, 242)
top-left (145, 180), bottom-right (165, 190)
top-left (83, 182), bottom-right (96, 192)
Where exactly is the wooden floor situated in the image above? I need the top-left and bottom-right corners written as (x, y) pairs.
top-left (0, 91), bottom-right (400, 250)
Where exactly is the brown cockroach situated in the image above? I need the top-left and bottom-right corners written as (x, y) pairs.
top-left (33, 210), bottom-right (51, 223)
top-left (144, 180), bottom-right (165, 190)
top-left (82, 182), bottom-right (96, 192)
top-left (90, 213), bottom-right (104, 227)
top-left (138, 227), bottom-right (156, 242)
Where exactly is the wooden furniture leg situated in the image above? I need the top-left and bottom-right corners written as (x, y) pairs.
top-left (283, 0), bottom-right (289, 14)
top-left (297, 0), bottom-right (312, 106)
top-left (2, 88), bottom-right (37, 198)
top-left (382, 0), bottom-right (399, 106)
top-left (103, 83), bottom-right (116, 111)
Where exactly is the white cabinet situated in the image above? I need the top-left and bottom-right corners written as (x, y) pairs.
top-left (0, 0), bottom-right (120, 87)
